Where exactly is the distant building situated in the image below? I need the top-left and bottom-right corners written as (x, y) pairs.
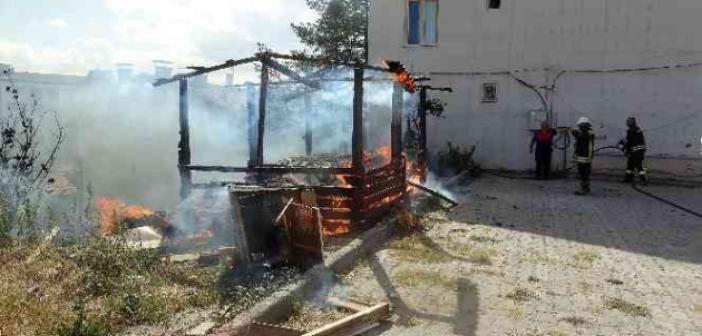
top-left (369, 0), bottom-right (702, 176)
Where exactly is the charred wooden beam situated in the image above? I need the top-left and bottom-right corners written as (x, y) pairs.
top-left (263, 58), bottom-right (321, 89)
top-left (178, 79), bottom-right (192, 199)
top-left (257, 61), bottom-right (269, 166)
top-left (391, 83), bottom-right (403, 160)
top-left (351, 67), bottom-right (365, 172)
top-left (153, 57), bottom-right (258, 87)
top-left (351, 66), bottom-right (365, 225)
top-left (184, 165), bottom-right (354, 174)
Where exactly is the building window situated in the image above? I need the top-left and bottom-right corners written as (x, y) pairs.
top-left (482, 83), bottom-right (497, 103)
top-left (407, 0), bottom-right (438, 45)
top-left (487, 0), bottom-right (501, 9)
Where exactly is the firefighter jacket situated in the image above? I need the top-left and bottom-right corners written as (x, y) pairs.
top-left (571, 126), bottom-right (595, 163)
top-left (621, 126), bottom-right (646, 155)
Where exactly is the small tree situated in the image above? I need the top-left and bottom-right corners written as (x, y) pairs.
top-left (291, 0), bottom-right (370, 63)
top-left (0, 68), bottom-right (65, 244)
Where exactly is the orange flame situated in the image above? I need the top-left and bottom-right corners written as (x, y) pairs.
top-left (391, 71), bottom-right (416, 93)
top-left (406, 160), bottom-right (425, 194)
top-left (96, 196), bottom-right (157, 236)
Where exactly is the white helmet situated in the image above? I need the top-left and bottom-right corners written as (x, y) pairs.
top-left (577, 117), bottom-right (590, 125)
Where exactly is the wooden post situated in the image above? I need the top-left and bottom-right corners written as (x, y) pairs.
top-left (247, 84), bottom-right (257, 167)
top-left (229, 193), bottom-right (251, 265)
top-left (391, 83), bottom-right (403, 160)
top-left (178, 79), bottom-right (192, 199)
top-left (418, 87), bottom-right (428, 182)
top-left (352, 67), bottom-right (365, 171)
top-left (257, 61), bottom-right (269, 166)
top-left (304, 91), bottom-right (312, 156)
top-left (351, 67), bottom-right (365, 226)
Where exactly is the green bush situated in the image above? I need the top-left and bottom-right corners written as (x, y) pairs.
top-left (437, 142), bottom-right (479, 176)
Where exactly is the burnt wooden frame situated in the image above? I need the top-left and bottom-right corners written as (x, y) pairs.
top-left (155, 53), bottom-right (407, 229)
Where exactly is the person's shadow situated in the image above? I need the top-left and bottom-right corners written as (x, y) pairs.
top-left (364, 249), bottom-right (479, 336)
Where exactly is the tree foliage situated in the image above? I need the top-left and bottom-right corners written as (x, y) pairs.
top-left (291, 0), bottom-right (370, 63)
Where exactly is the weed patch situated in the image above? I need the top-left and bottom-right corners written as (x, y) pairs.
top-left (560, 316), bottom-right (587, 326)
top-left (603, 297), bottom-right (651, 317)
top-left (570, 250), bottom-right (600, 269)
top-left (605, 278), bottom-right (624, 285)
top-left (470, 235), bottom-right (499, 244)
top-left (505, 287), bottom-right (536, 302)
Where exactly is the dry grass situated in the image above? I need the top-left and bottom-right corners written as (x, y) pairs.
top-left (506, 302), bottom-right (525, 320)
top-left (0, 238), bottom-right (220, 336)
top-left (603, 297), bottom-right (651, 317)
top-left (560, 316), bottom-right (587, 326)
top-left (388, 237), bottom-right (451, 264)
top-left (470, 235), bottom-right (499, 244)
top-left (469, 268), bottom-right (505, 277)
top-left (570, 250), bottom-right (600, 269)
top-left (524, 252), bottom-right (561, 265)
top-left (447, 240), bottom-right (496, 265)
top-left (393, 269), bottom-right (456, 289)
top-left (605, 278), bottom-right (624, 285)
top-left (0, 247), bottom-right (82, 336)
top-left (505, 287), bottom-right (536, 302)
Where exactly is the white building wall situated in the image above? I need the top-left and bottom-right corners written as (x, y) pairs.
top-left (370, 0), bottom-right (702, 175)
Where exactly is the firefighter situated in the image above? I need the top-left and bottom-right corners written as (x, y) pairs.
top-left (530, 121), bottom-right (556, 180)
top-left (571, 117), bottom-right (595, 195)
top-left (619, 117), bottom-right (648, 185)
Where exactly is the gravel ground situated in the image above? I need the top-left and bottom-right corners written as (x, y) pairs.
top-left (331, 176), bottom-right (702, 336)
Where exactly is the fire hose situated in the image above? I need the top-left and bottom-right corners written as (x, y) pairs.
top-left (407, 180), bottom-right (459, 209)
top-left (483, 145), bottom-right (702, 220)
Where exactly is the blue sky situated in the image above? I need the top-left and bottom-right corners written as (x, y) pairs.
top-left (0, 0), bottom-right (315, 76)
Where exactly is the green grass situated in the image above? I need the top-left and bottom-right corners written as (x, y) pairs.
top-left (603, 297), bottom-right (651, 317)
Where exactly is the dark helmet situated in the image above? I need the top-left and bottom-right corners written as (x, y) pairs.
top-left (626, 117), bottom-right (637, 128)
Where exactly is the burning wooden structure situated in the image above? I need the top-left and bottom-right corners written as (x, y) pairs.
top-left (154, 53), bottom-right (417, 265)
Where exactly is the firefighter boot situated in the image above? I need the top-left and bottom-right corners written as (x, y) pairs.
top-left (575, 181), bottom-right (590, 196)
top-left (623, 171), bottom-right (634, 183)
top-left (639, 173), bottom-right (648, 186)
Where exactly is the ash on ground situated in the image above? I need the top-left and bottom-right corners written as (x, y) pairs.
top-left (217, 264), bottom-right (302, 320)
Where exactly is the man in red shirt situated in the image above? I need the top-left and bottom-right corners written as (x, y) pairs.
top-left (530, 121), bottom-right (557, 180)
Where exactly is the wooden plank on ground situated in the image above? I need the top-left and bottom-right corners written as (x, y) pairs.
top-left (301, 303), bottom-right (390, 336)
